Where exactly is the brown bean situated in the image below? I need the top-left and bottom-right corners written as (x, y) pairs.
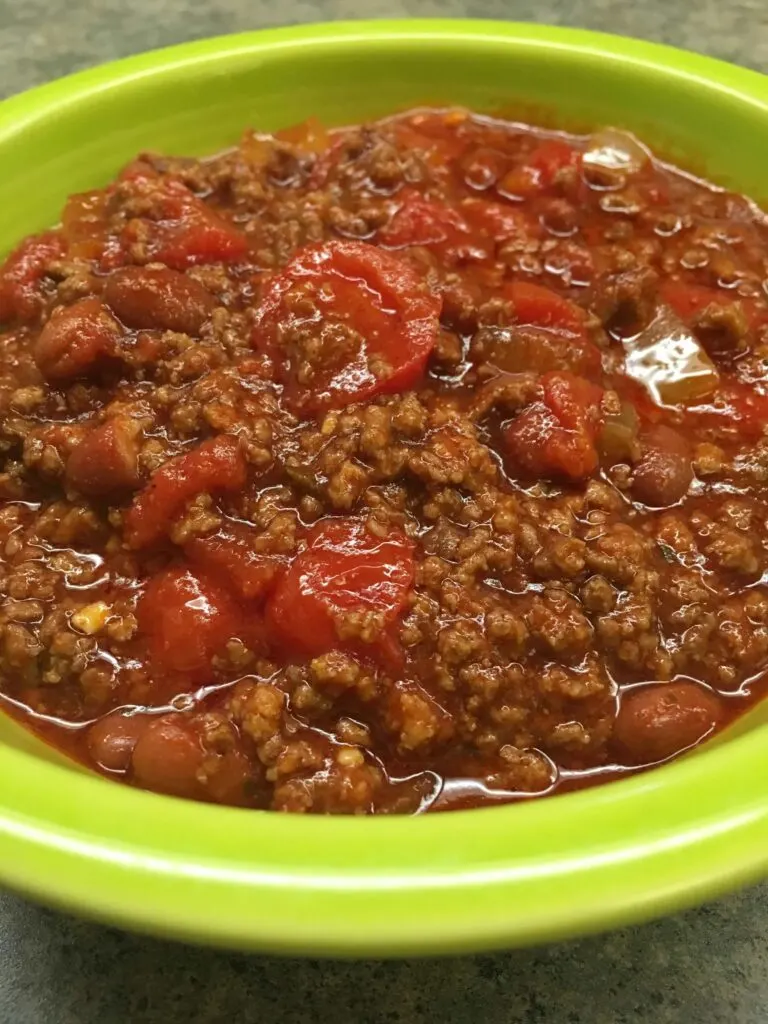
top-left (204, 749), bottom-right (256, 806)
top-left (631, 424), bottom-right (693, 507)
top-left (34, 297), bottom-right (122, 381)
top-left (104, 266), bottom-right (216, 335)
top-left (66, 416), bottom-right (142, 496)
top-left (87, 712), bottom-right (149, 772)
top-left (613, 681), bottom-right (722, 764)
top-left (471, 325), bottom-right (601, 378)
top-left (131, 715), bottom-right (204, 798)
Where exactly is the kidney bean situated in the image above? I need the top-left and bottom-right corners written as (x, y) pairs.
top-left (87, 712), bottom-right (150, 772)
top-left (34, 297), bottom-right (122, 381)
top-left (131, 715), bottom-right (204, 798)
top-left (104, 265), bottom-right (216, 335)
top-left (631, 424), bottom-right (693, 507)
top-left (613, 681), bottom-right (722, 764)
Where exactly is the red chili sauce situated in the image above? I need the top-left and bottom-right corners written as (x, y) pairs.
top-left (0, 109), bottom-right (766, 814)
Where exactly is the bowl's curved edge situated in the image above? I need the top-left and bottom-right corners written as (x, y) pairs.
top-left (0, 19), bottom-right (765, 956)
top-left (0, 20), bottom-right (766, 134)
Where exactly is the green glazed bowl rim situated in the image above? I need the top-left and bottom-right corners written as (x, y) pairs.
top-left (0, 20), bottom-right (766, 956)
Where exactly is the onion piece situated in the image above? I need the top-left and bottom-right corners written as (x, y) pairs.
top-left (623, 306), bottom-right (720, 406)
top-left (583, 128), bottom-right (650, 176)
top-left (239, 130), bottom-right (272, 169)
top-left (275, 117), bottom-right (330, 154)
top-left (61, 190), bottom-right (111, 260)
top-left (598, 401), bottom-right (641, 464)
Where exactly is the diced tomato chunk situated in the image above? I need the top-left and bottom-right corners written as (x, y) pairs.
top-left (530, 140), bottom-right (581, 182)
top-left (460, 198), bottom-right (540, 244)
top-left (266, 517), bottom-right (415, 658)
top-left (504, 280), bottom-right (587, 335)
top-left (504, 371), bottom-right (604, 481)
top-left (379, 190), bottom-right (469, 249)
top-left (660, 279), bottom-right (768, 331)
top-left (138, 566), bottom-right (245, 686)
top-left (498, 140), bottom-right (580, 199)
top-left (0, 232), bottom-right (65, 323)
top-left (185, 522), bottom-right (288, 601)
top-left (545, 372), bottom-right (603, 431)
top-left (34, 297), bottom-right (122, 382)
top-left (124, 435), bottom-right (247, 549)
top-left (686, 381), bottom-right (768, 440)
top-left (379, 193), bottom-right (539, 255)
top-left (660, 281), bottom-right (723, 320)
top-left (252, 240), bottom-right (440, 414)
top-left (119, 177), bottom-right (248, 270)
top-left (148, 219), bottom-right (248, 270)
top-left (66, 416), bottom-right (142, 496)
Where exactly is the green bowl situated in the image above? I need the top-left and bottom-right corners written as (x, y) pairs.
top-left (0, 20), bottom-right (766, 957)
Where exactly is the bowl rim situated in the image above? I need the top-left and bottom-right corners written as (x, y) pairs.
top-left (0, 19), bottom-right (766, 956)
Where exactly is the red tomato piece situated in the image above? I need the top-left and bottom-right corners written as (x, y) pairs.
top-left (504, 371), bottom-right (604, 481)
top-left (266, 517), bottom-right (415, 658)
top-left (660, 280), bottom-right (768, 331)
top-left (505, 280), bottom-right (587, 335)
top-left (461, 198), bottom-right (540, 244)
top-left (120, 177), bottom-right (248, 270)
top-left (379, 193), bottom-right (539, 256)
top-left (138, 566), bottom-right (245, 685)
top-left (545, 372), bottom-right (603, 431)
top-left (686, 381), bottom-right (768, 441)
top-left (148, 219), bottom-right (248, 270)
top-left (498, 140), bottom-right (580, 199)
top-left (66, 416), bottom-right (142, 497)
top-left (124, 435), bottom-right (247, 549)
top-left (252, 240), bottom-right (441, 413)
top-left (531, 140), bottom-right (580, 180)
top-left (0, 232), bottom-right (65, 323)
top-left (185, 522), bottom-right (289, 602)
top-left (379, 189), bottom-right (470, 249)
top-left (660, 281), bottom-right (723, 320)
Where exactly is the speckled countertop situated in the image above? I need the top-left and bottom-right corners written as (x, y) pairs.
top-left (0, 2), bottom-right (766, 1022)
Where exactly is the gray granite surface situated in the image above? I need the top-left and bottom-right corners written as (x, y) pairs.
top-left (0, 1), bottom-right (766, 1021)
